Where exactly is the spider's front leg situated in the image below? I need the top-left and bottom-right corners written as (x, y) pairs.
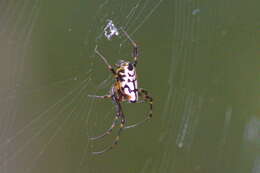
top-left (120, 28), bottom-right (139, 67)
top-left (95, 45), bottom-right (116, 75)
top-left (124, 88), bottom-right (153, 129)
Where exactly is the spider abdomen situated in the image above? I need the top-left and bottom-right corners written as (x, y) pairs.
top-left (117, 63), bottom-right (138, 103)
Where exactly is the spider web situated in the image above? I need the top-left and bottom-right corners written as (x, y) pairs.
top-left (1, 0), bottom-right (258, 173)
top-left (0, 0), bottom-right (164, 172)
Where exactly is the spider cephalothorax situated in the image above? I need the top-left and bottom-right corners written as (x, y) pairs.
top-left (89, 28), bottom-right (153, 154)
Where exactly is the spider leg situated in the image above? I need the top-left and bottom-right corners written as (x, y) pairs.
top-left (120, 28), bottom-right (139, 67)
top-left (89, 112), bottom-right (119, 140)
top-left (89, 93), bottom-right (117, 140)
top-left (88, 85), bottom-right (116, 99)
top-left (124, 88), bottom-right (153, 129)
top-left (95, 45), bottom-right (116, 75)
top-left (92, 100), bottom-right (126, 155)
top-left (88, 94), bottom-right (112, 99)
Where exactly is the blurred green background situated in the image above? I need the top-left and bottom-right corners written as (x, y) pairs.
top-left (0, 0), bottom-right (259, 173)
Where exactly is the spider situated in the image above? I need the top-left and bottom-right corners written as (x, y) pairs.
top-left (89, 28), bottom-right (153, 155)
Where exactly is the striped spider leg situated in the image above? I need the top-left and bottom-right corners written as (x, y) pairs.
top-left (91, 94), bottom-right (126, 155)
top-left (120, 27), bottom-right (139, 67)
top-left (124, 88), bottom-right (153, 129)
top-left (89, 46), bottom-right (126, 155)
top-left (88, 94), bottom-right (118, 141)
top-left (120, 28), bottom-right (153, 129)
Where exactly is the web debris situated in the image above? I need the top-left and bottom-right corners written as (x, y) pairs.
top-left (104, 19), bottom-right (119, 40)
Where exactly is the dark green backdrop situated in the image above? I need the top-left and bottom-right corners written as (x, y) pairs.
top-left (0, 0), bottom-right (259, 173)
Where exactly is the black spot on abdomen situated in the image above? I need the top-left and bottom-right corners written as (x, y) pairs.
top-left (128, 63), bottom-right (133, 71)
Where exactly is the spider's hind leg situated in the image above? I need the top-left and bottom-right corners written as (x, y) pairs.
top-left (92, 99), bottom-right (126, 155)
top-left (92, 114), bottom-right (126, 155)
top-left (89, 111), bottom-right (120, 140)
top-left (89, 89), bottom-right (118, 140)
top-left (124, 88), bottom-right (153, 129)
